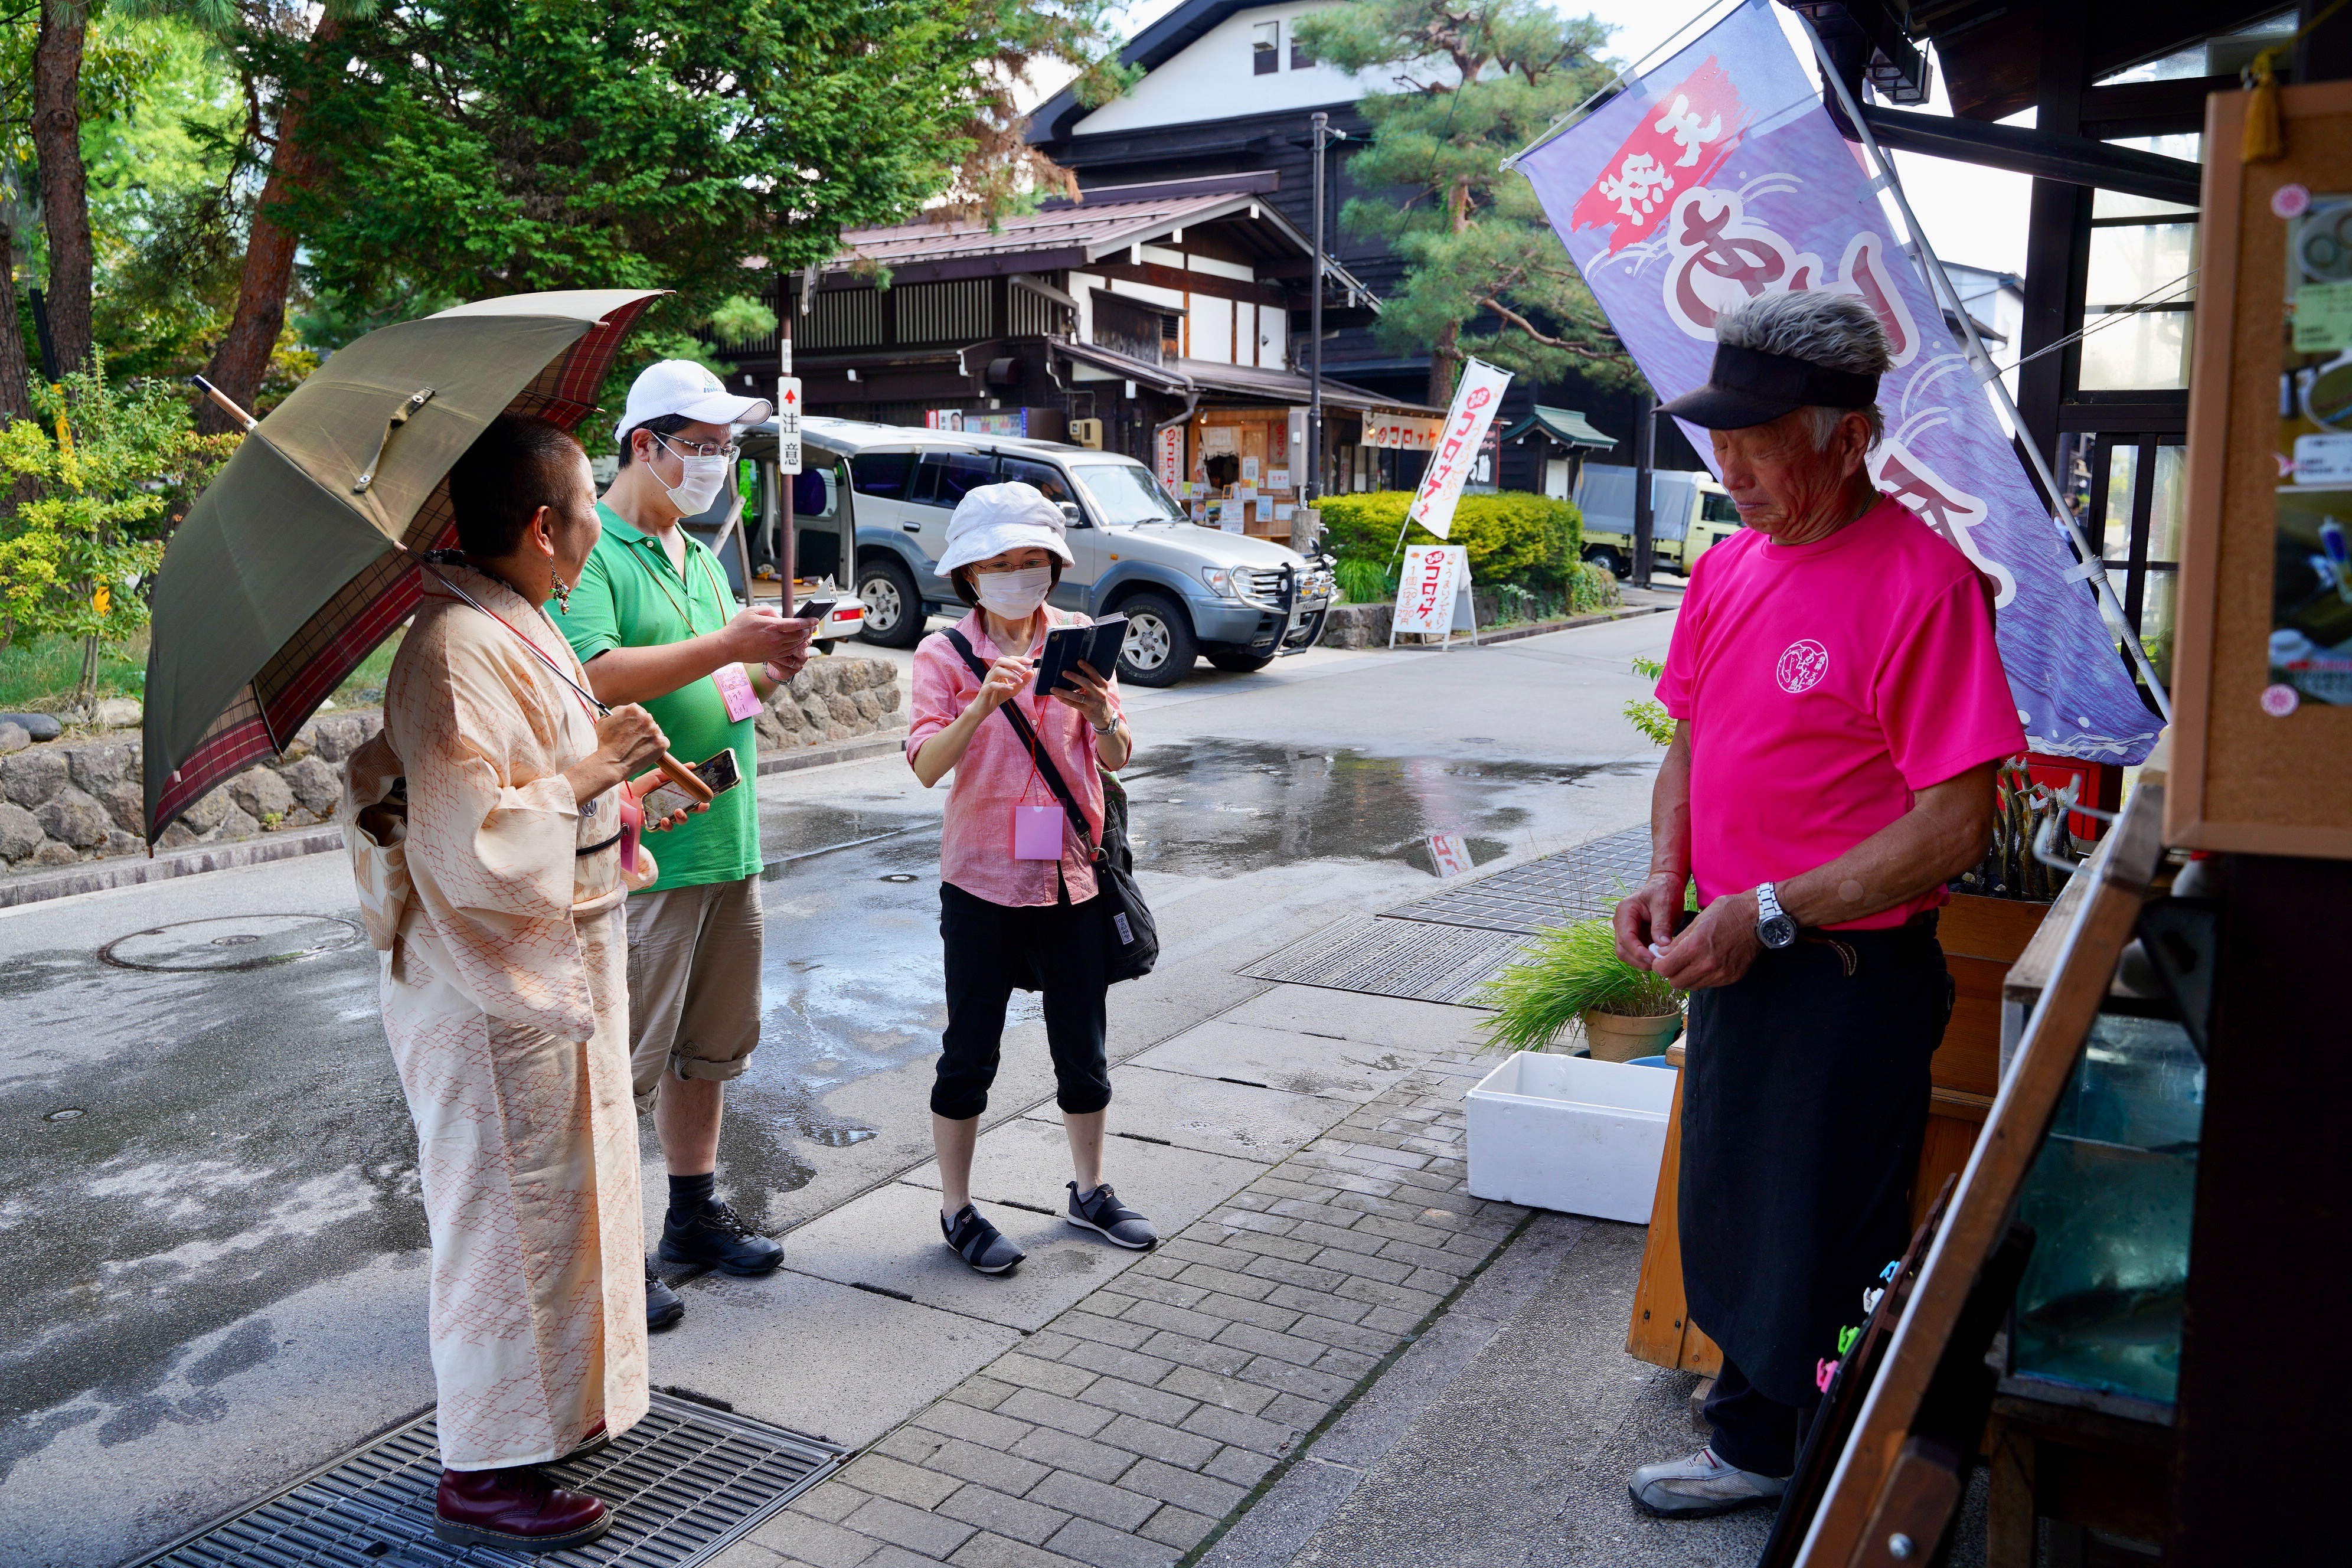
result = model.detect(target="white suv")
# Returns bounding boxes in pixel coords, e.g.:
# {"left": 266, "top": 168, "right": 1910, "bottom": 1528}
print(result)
{"left": 788, "top": 419, "right": 1332, "bottom": 687}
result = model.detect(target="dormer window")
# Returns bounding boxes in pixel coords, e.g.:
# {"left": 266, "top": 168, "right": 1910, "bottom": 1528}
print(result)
{"left": 1253, "top": 21, "right": 1279, "bottom": 74}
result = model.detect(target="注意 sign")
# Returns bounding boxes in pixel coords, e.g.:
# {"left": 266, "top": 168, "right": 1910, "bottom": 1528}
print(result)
{"left": 1393, "top": 544, "right": 1468, "bottom": 639}
{"left": 1513, "top": 0, "right": 2158, "bottom": 764}
{"left": 1365, "top": 411, "right": 1442, "bottom": 450}
{"left": 1409, "top": 360, "right": 1514, "bottom": 541}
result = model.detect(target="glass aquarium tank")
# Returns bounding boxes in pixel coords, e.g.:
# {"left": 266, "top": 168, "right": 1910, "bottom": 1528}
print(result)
{"left": 2010, "top": 1009, "right": 2203, "bottom": 1406}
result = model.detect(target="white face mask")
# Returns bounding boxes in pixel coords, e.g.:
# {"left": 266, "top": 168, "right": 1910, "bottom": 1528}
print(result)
{"left": 974, "top": 566, "right": 1053, "bottom": 620}
{"left": 653, "top": 436, "right": 729, "bottom": 516}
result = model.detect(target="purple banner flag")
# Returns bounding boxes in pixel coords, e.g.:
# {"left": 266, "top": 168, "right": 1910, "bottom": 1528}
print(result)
{"left": 1516, "top": 0, "right": 2159, "bottom": 763}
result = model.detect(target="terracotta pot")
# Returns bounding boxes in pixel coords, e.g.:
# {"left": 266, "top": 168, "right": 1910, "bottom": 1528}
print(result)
{"left": 1580, "top": 1008, "right": 1685, "bottom": 1063}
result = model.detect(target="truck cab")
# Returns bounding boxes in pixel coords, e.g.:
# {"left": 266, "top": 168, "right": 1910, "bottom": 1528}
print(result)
{"left": 1574, "top": 463, "right": 1741, "bottom": 578}
{"left": 776, "top": 419, "right": 1334, "bottom": 687}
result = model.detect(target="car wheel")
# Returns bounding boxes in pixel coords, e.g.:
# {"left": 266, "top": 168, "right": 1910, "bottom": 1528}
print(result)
{"left": 1585, "top": 546, "right": 1629, "bottom": 579}
{"left": 857, "top": 556, "right": 926, "bottom": 649}
{"left": 1114, "top": 592, "right": 1198, "bottom": 688}
{"left": 1206, "top": 651, "right": 1276, "bottom": 673}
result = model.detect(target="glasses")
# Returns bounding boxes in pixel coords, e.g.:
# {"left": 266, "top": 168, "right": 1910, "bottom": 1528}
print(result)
{"left": 655, "top": 433, "right": 741, "bottom": 462}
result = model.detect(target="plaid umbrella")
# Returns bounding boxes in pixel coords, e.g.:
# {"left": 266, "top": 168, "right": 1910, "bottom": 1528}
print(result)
{"left": 144, "top": 289, "right": 664, "bottom": 842}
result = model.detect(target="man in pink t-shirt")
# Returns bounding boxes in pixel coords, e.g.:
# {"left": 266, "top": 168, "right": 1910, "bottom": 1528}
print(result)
{"left": 1615, "top": 292, "right": 2025, "bottom": 1520}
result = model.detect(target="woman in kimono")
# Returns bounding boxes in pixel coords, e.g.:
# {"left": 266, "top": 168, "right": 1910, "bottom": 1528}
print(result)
{"left": 342, "top": 414, "right": 686, "bottom": 1553}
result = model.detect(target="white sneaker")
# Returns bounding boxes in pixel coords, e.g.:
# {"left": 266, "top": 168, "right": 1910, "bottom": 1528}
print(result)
{"left": 1627, "top": 1446, "right": 1788, "bottom": 1518}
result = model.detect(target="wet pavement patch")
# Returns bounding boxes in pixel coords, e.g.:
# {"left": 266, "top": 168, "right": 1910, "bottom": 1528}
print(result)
{"left": 1119, "top": 739, "right": 1636, "bottom": 877}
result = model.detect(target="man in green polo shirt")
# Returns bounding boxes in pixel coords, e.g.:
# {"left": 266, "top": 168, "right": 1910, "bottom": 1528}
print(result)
{"left": 558, "top": 360, "right": 809, "bottom": 1332}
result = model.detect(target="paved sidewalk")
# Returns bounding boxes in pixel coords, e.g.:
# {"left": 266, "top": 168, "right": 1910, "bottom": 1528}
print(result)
{"left": 712, "top": 1024, "right": 1525, "bottom": 1568}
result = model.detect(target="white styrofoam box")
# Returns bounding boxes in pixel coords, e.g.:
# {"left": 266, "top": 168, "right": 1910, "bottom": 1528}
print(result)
{"left": 1465, "top": 1052, "right": 1677, "bottom": 1223}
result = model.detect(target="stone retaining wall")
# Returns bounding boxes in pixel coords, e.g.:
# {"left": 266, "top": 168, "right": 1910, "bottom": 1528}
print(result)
{"left": 0, "top": 656, "right": 903, "bottom": 873}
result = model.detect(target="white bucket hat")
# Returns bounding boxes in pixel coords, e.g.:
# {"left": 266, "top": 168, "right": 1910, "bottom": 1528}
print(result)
{"left": 938, "top": 482, "right": 1076, "bottom": 573}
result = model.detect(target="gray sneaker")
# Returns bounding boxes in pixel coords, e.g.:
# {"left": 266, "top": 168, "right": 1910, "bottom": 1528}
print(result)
{"left": 1627, "top": 1447, "right": 1788, "bottom": 1518}
{"left": 1066, "top": 1182, "right": 1157, "bottom": 1249}
{"left": 942, "top": 1204, "right": 1025, "bottom": 1275}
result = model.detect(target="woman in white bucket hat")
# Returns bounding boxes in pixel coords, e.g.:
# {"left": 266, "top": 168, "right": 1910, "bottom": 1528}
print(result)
{"left": 905, "top": 483, "right": 1158, "bottom": 1274}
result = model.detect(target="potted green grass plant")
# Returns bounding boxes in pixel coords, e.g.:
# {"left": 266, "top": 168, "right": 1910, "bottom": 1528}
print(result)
{"left": 1478, "top": 915, "right": 1684, "bottom": 1061}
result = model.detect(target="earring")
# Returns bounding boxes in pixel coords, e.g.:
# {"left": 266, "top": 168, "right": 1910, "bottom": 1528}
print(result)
{"left": 553, "top": 566, "right": 573, "bottom": 615}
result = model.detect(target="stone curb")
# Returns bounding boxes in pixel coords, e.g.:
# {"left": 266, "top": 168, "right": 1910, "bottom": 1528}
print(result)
{"left": 1384, "top": 602, "right": 1671, "bottom": 651}
{"left": 0, "top": 727, "right": 912, "bottom": 912}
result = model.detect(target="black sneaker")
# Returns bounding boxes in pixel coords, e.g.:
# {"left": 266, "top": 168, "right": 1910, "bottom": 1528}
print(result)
{"left": 942, "top": 1204, "right": 1025, "bottom": 1275}
{"left": 659, "top": 1200, "right": 783, "bottom": 1276}
{"left": 645, "top": 1263, "right": 684, "bottom": 1331}
{"left": 1066, "top": 1182, "right": 1158, "bottom": 1249}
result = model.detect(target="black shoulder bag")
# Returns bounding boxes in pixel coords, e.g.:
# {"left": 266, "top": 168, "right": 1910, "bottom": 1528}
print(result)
{"left": 943, "top": 628, "right": 1158, "bottom": 983}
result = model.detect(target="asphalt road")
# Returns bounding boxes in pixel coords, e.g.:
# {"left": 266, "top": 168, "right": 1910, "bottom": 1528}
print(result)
{"left": 0, "top": 613, "right": 1675, "bottom": 1567}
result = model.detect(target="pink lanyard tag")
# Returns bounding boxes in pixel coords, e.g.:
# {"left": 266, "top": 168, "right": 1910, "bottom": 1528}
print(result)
{"left": 618, "top": 786, "right": 645, "bottom": 873}
{"left": 1013, "top": 804, "right": 1063, "bottom": 860}
{"left": 711, "top": 661, "right": 762, "bottom": 723}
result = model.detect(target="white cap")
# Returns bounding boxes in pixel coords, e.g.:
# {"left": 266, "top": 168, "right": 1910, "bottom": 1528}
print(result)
{"left": 613, "top": 359, "right": 773, "bottom": 445}
{"left": 938, "top": 482, "right": 1076, "bottom": 573}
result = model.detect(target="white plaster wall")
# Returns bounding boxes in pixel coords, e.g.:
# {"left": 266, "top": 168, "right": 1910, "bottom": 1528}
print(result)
{"left": 1074, "top": 2, "right": 1370, "bottom": 136}
{"left": 1191, "top": 296, "right": 1236, "bottom": 363}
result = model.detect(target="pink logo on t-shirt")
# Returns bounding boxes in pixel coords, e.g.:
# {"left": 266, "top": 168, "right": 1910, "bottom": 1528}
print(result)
{"left": 1775, "top": 639, "right": 1830, "bottom": 693}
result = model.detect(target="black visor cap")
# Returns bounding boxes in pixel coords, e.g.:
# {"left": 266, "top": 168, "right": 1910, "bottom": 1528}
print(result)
{"left": 1656, "top": 342, "right": 1880, "bottom": 432}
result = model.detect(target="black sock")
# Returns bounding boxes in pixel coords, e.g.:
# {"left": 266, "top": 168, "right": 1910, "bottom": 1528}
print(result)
{"left": 668, "top": 1171, "right": 717, "bottom": 1227}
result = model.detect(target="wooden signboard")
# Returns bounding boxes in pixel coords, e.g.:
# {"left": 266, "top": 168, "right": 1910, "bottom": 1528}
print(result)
{"left": 2169, "top": 80, "right": 2352, "bottom": 859}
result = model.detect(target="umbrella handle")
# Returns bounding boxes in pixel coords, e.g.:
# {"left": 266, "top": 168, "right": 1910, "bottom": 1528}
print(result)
{"left": 652, "top": 750, "right": 717, "bottom": 803}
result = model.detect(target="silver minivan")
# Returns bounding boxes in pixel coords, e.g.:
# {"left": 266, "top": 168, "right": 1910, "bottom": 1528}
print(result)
{"left": 788, "top": 418, "right": 1332, "bottom": 687}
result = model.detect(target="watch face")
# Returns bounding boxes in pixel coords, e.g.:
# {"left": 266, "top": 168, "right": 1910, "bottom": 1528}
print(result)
{"left": 1759, "top": 913, "right": 1798, "bottom": 949}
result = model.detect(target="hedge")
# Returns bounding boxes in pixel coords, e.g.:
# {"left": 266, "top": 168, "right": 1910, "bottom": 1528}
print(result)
{"left": 1317, "top": 491, "right": 1583, "bottom": 592}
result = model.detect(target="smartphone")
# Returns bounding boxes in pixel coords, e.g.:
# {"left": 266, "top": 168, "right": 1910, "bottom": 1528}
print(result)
{"left": 793, "top": 597, "right": 840, "bottom": 624}
{"left": 642, "top": 748, "right": 741, "bottom": 817}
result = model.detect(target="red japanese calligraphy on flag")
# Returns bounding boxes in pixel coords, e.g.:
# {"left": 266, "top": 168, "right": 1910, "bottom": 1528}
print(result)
{"left": 1569, "top": 57, "right": 1748, "bottom": 255}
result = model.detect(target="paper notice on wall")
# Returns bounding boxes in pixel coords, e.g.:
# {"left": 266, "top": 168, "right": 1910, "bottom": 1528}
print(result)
{"left": 1243, "top": 455, "right": 1260, "bottom": 483}
{"left": 1409, "top": 360, "right": 1514, "bottom": 540}
{"left": 2294, "top": 278, "right": 2352, "bottom": 353}
{"left": 1269, "top": 469, "right": 1292, "bottom": 491}
{"left": 1237, "top": 486, "right": 1260, "bottom": 502}
{"left": 1275, "top": 504, "right": 1295, "bottom": 521}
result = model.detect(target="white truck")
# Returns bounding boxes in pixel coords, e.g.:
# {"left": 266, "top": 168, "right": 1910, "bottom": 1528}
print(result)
{"left": 1574, "top": 463, "right": 1743, "bottom": 579}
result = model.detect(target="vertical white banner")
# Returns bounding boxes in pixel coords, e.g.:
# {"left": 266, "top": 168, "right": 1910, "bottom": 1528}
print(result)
{"left": 1392, "top": 544, "right": 1468, "bottom": 636}
{"left": 1408, "top": 360, "right": 1513, "bottom": 540}
{"left": 1157, "top": 424, "right": 1182, "bottom": 488}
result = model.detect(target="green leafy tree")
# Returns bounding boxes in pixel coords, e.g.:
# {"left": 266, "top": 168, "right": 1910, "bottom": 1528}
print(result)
{"left": 273, "top": 0, "right": 1127, "bottom": 430}
{"left": 0, "top": 364, "right": 236, "bottom": 707}
{"left": 1294, "top": 0, "right": 1632, "bottom": 404}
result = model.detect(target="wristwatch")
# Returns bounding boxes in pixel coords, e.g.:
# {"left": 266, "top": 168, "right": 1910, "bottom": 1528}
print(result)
{"left": 1755, "top": 882, "right": 1798, "bottom": 949}
{"left": 1091, "top": 714, "right": 1121, "bottom": 735}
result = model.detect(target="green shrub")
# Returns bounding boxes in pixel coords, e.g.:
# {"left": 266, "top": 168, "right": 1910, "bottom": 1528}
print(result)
{"left": 1332, "top": 557, "right": 1392, "bottom": 604}
{"left": 1478, "top": 916, "right": 1684, "bottom": 1052}
{"left": 1569, "top": 560, "right": 1620, "bottom": 615}
{"left": 1318, "top": 491, "right": 1583, "bottom": 592}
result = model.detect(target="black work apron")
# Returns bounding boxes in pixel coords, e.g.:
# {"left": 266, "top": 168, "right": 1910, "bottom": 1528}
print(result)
{"left": 1678, "top": 917, "right": 1951, "bottom": 1409}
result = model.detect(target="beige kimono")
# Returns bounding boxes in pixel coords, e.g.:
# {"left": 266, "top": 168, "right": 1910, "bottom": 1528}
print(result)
{"left": 341, "top": 564, "right": 649, "bottom": 1471}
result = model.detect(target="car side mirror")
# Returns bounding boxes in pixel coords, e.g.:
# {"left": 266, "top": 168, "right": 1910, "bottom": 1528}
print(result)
{"left": 1059, "top": 501, "right": 1086, "bottom": 528}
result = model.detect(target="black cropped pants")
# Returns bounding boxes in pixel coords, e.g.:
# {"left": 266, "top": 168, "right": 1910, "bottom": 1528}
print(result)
{"left": 932, "top": 880, "right": 1111, "bottom": 1121}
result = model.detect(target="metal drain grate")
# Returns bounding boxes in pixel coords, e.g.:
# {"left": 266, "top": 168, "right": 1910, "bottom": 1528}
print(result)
{"left": 1241, "top": 916, "right": 1527, "bottom": 1005}
{"left": 132, "top": 1391, "right": 847, "bottom": 1568}
{"left": 1386, "top": 826, "right": 1653, "bottom": 934}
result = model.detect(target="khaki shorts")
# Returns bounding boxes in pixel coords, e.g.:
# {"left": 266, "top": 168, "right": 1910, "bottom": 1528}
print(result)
{"left": 625, "top": 876, "right": 764, "bottom": 1112}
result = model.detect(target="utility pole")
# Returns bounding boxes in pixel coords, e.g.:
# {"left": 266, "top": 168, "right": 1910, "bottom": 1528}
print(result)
{"left": 1306, "top": 114, "right": 1346, "bottom": 502}
{"left": 1632, "top": 392, "right": 1655, "bottom": 590}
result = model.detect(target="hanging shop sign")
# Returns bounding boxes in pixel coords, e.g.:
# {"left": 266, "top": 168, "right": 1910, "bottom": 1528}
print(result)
{"left": 1157, "top": 425, "right": 1181, "bottom": 488}
{"left": 1409, "top": 360, "right": 1514, "bottom": 540}
{"left": 1512, "top": 0, "right": 2160, "bottom": 765}
{"left": 1365, "top": 411, "right": 1442, "bottom": 450}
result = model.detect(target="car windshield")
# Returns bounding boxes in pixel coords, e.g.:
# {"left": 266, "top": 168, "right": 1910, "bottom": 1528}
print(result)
{"left": 1069, "top": 462, "right": 1191, "bottom": 527}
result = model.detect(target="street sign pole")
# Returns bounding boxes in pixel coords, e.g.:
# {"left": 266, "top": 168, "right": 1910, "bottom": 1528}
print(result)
{"left": 778, "top": 286, "right": 801, "bottom": 616}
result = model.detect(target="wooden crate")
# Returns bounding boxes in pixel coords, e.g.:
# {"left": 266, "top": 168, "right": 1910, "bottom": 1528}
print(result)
{"left": 1624, "top": 894, "right": 2052, "bottom": 1374}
